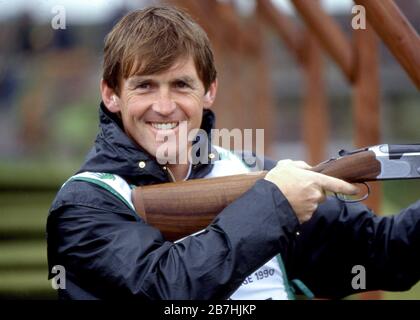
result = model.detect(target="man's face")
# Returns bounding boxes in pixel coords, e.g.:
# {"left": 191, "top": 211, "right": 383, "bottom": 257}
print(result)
{"left": 103, "top": 56, "right": 216, "bottom": 163}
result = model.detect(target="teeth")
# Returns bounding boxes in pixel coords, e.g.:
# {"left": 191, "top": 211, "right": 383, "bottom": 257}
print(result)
{"left": 150, "top": 122, "right": 179, "bottom": 130}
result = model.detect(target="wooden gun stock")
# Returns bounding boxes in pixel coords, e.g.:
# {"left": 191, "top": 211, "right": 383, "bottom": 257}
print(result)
{"left": 132, "top": 150, "right": 380, "bottom": 241}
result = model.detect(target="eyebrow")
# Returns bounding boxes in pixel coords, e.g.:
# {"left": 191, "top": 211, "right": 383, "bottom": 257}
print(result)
{"left": 173, "top": 76, "right": 196, "bottom": 86}
{"left": 127, "top": 77, "right": 150, "bottom": 88}
{"left": 127, "top": 75, "right": 198, "bottom": 88}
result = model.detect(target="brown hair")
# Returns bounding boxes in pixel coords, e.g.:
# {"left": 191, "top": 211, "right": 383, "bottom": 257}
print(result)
{"left": 103, "top": 6, "right": 217, "bottom": 94}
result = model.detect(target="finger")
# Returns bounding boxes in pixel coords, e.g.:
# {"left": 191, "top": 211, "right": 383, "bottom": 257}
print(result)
{"left": 314, "top": 174, "right": 359, "bottom": 195}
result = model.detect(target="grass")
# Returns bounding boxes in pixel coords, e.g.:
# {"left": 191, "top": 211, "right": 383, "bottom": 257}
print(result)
{"left": 0, "top": 270, "right": 55, "bottom": 299}
{"left": 0, "top": 192, "right": 53, "bottom": 241}
{"left": 0, "top": 241, "right": 47, "bottom": 270}
{"left": 0, "top": 162, "right": 74, "bottom": 190}
{"left": 0, "top": 188, "right": 56, "bottom": 299}
{"left": 0, "top": 240, "right": 55, "bottom": 299}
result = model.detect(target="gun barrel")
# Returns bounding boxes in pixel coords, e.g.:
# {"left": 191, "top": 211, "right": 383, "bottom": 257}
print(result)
{"left": 387, "top": 144, "right": 420, "bottom": 154}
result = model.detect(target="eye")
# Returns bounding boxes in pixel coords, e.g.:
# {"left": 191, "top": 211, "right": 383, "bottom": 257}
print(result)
{"left": 135, "top": 82, "right": 151, "bottom": 90}
{"left": 175, "top": 81, "right": 190, "bottom": 89}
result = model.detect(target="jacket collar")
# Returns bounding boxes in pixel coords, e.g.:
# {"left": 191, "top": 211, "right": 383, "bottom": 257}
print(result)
{"left": 79, "top": 102, "right": 215, "bottom": 185}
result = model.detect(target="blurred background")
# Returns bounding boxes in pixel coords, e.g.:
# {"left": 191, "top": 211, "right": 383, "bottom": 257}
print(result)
{"left": 0, "top": 0, "right": 419, "bottom": 299}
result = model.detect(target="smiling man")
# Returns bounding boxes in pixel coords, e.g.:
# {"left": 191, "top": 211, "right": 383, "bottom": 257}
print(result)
{"left": 47, "top": 6, "right": 420, "bottom": 300}
{"left": 101, "top": 55, "right": 216, "bottom": 180}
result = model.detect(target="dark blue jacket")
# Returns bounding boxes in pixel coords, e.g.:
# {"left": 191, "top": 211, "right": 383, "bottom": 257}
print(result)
{"left": 47, "top": 103, "right": 420, "bottom": 299}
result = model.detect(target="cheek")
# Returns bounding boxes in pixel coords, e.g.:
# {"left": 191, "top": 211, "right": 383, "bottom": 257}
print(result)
{"left": 124, "top": 98, "right": 149, "bottom": 119}
{"left": 179, "top": 94, "right": 204, "bottom": 117}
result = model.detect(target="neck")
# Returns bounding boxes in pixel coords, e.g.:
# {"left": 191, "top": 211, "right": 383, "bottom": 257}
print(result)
{"left": 167, "top": 163, "right": 190, "bottom": 181}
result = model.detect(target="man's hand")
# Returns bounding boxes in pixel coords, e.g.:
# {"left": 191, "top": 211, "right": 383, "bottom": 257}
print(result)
{"left": 264, "top": 159, "right": 359, "bottom": 224}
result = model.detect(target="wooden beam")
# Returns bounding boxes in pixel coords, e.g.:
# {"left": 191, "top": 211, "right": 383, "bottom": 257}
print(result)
{"left": 353, "top": 21, "right": 382, "bottom": 212}
{"left": 353, "top": 23, "right": 380, "bottom": 160}
{"left": 211, "top": 0, "right": 260, "bottom": 54}
{"left": 290, "top": 0, "right": 355, "bottom": 83}
{"left": 354, "top": 0, "right": 420, "bottom": 90}
{"left": 167, "top": 0, "right": 221, "bottom": 44}
{"left": 253, "top": 16, "right": 276, "bottom": 157}
{"left": 353, "top": 23, "right": 382, "bottom": 300}
{"left": 257, "top": 0, "right": 305, "bottom": 64}
{"left": 302, "top": 30, "right": 328, "bottom": 165}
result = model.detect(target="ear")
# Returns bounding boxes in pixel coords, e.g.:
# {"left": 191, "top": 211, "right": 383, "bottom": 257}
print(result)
{"left": 100, "top": 79, "right": 121, "bottom": 113}
{"left": 203, "top": 79, "right": 218, "bottom": 109}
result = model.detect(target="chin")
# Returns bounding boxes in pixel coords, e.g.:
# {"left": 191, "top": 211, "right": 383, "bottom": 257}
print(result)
{"left": 151, "top": 143, "right": 180, "bottom": 165}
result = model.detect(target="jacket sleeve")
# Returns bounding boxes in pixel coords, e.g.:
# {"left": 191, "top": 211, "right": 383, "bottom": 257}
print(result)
{"left": 47, "top": 179, "right": 299, "bottom": 300}
{"left": 287, "top": 197, "right": 420, "bottom": 298}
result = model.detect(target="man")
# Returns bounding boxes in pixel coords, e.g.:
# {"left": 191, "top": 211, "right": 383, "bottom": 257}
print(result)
{"left": 47, "top": 6, "right": 420, "bottom": 300}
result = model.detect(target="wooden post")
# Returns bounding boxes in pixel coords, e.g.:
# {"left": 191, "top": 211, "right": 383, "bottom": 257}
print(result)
{"left": 290, "top": 0, "right": 355, "bottom": 83}
{"left": 354, "top": 0, "right": 420, "bottom": 89}
{"left": 213, "top": 0, "right": 260, "bottom": 54}
{"left": 257, "top": 0, "right": 305, "bottom": 64}
{"left": 353, "top": 22, "right": 381, "bottom": 210}
{"left": 353, "top": 22, "right": 382, "bottom": 300}
{"left": 248, "top": 14, "right": 276, "bottom": 157}
{"left": 257, "top": 0, "right": 328, "bottom": 162}
{"left": 302, "top": 30, "right": 328, "bottom": 165}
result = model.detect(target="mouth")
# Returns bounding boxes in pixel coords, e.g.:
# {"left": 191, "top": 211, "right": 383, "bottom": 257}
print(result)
{"left": 147, "top": 121, "right": 180, "bottom": 131}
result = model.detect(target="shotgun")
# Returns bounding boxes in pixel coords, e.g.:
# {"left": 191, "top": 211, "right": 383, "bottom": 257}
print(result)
{"left": 132, "top": 144, "right": 420, "bottom": 241}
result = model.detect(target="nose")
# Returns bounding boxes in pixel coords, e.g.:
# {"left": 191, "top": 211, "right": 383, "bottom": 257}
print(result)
{"left": 152, "top": 89, "right": 176, "bottom": 116}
